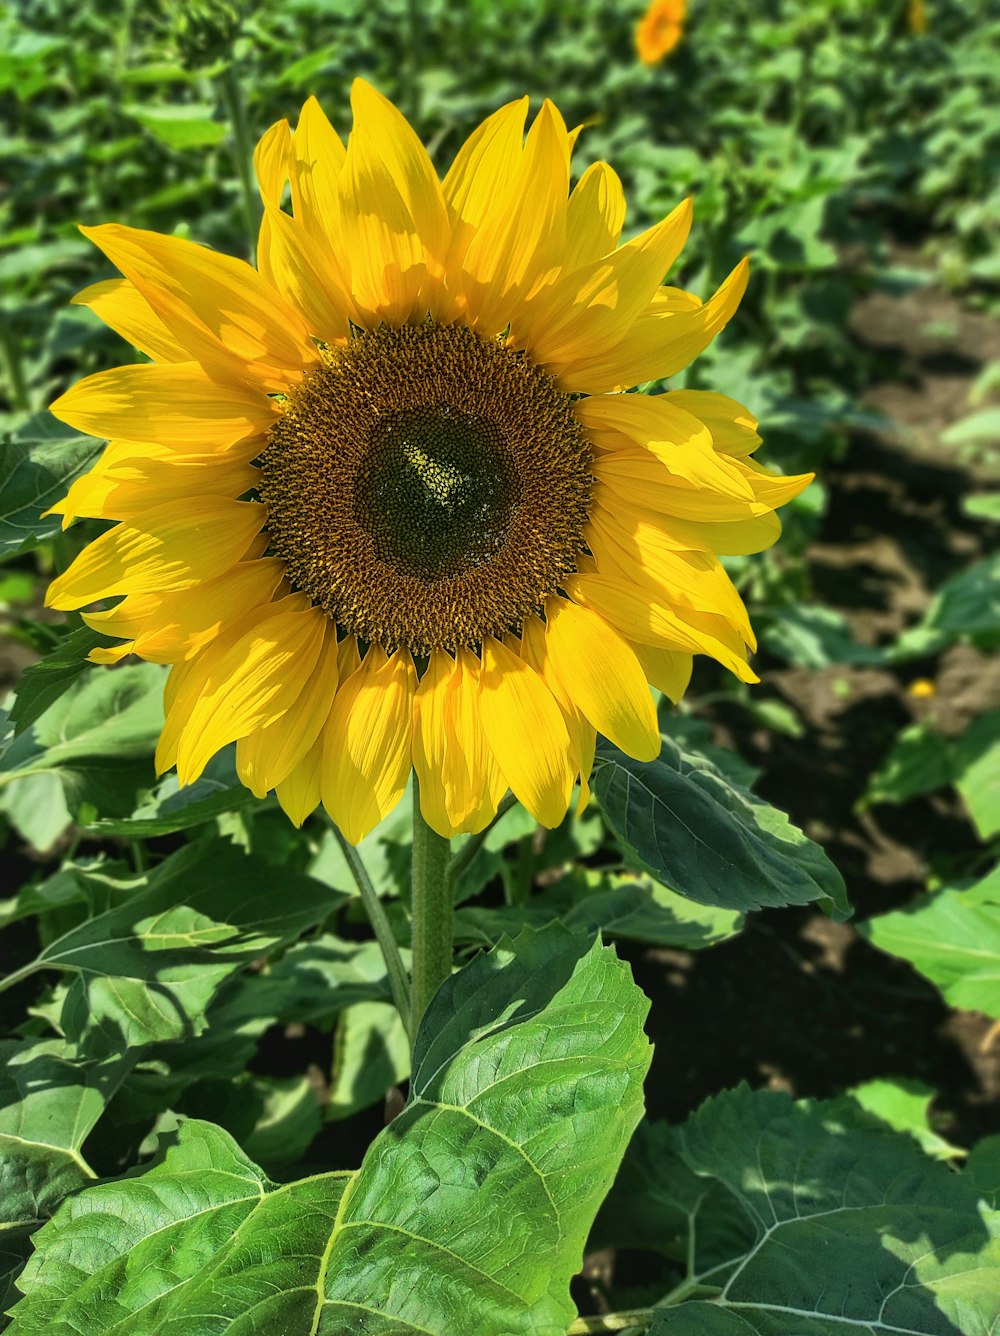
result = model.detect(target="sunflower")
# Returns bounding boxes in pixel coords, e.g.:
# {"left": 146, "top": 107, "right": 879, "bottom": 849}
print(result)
{"left": 46, "top": 81, "right": 811, "bottom": 844}
{"left": 636, "top": 0, "right": 686, "bottom": 65}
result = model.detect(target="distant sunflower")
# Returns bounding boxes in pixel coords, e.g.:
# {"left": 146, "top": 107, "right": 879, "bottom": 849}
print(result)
{"left": 636, "top": 0, "right": 686, "bottom": 65}
{"left": 47, "top": 81, "right": 810, "bottom": 842}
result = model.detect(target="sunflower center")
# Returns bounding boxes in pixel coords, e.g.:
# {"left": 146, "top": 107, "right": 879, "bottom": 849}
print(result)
{"left": 259, "top": 321, "right": 592, "bottom": 656}
{"left": 354, "top": 405, "right": 520, "bottom": 581}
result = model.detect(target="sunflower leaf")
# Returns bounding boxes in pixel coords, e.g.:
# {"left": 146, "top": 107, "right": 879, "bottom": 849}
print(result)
{"left": 11, "top": 842, "right": 342, "bottom": 1051}
{"left": 860, "top": 866, "right": 1000, "bottom": 1017}
{"left": 0, "top": 416, "right": 103, "bottom": 561}
{"left": 7, "top": 926, "right": 651, "bottom": 1336}
{"left": 600, "top": 1086, "right": 999, "bottom": 1336}
{"left": 593, "top": 736, "right": 849, "bottom": 917}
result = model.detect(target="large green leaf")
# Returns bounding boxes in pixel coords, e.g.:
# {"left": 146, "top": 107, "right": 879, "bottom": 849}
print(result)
{"left": 454, "top": 871, "right": 744, "bottom": 951}
{"left": 9, "top": 842, "right": 343, "bottom": 1049}
{"left": 86, "top": 750, "right": 257, "bottom": 837}
{"left": 860, "top": 867, "right": 1000, "bottom": 1016}
{"left": 8, "top": 627, "right": 113, "bottom": 734}
{"left": 0, "top": 416, "right": 103, "bottom": 560}
{"left": 0, "top": 665, "right": 165, "bottom": 819}
{"left": 600, "top": 1086, "right": 999, "bottom": 1336}
{"left": 8, "top": 926, "right": 652, "bottom": 1335}
{"left": 593, "top": 738, "right": 849, "bottom": 916}
{"left": 0, "top": 1039, "right": 130, "bottom": 1236}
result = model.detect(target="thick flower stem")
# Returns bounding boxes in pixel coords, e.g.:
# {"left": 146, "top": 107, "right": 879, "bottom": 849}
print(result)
{"left": 331, "top": 825, "right": 412, "bottom": 1038}
{"left": 410, "top": 777, "right": 453, "bottom": 1045}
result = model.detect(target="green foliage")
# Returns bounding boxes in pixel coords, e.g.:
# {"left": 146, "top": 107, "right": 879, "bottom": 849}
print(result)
{"left": 2, "top": 0, "right": 1000, "bottom": 1328}
{"left": 598, "top": 1085, "right": 999, "bottom": 1335}
{"left": 594, "top": 737, "right": 848, "bottom": 917}
{"left": 7, "top": 927, "right": 651, "bottom": 1336}
{"left": 860, "top": 866, "right": 1000, "bottom": 1017}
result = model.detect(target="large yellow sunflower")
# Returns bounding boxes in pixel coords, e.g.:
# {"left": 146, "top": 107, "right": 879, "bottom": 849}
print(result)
{"left": 45, "top": 81, "right": 811, "bottom": 844}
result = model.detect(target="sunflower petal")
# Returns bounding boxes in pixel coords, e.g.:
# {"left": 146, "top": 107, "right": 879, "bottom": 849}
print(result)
{"left": 544, "top": 596, "right": 659, "bottom": 761}
{"left": 50, "top": 361, "right": 279, "bottom": 449}
{"left": 321, "top": 646, "right": 416, "bottom": 845}
{"left": 561, "top": 258, "right": 750, "bottom": 394}
{"left": 46, "top": 498, "right": 266, "bottom": 610}
{"left": 237, "top": 622, "right": 340, "bottom": 796}
{"left": 477, "top": 635, "right": 574, "bottom": 827}
{"left": 72, "top": 279, "right": 191, "bottom": 363}
{"left": 80, "top": 224, "right": 317, "bottom": 386}
{"left": 174, "top": 601, "right": 326, "bottom": 784}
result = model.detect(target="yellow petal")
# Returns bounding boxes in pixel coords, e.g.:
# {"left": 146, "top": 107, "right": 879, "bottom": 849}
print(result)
{"left": 254, "top": 118, "right": 294, "bottom": 209}
{"left": 173, "top": 601, "right": 326, "bottom": 784}
{"left": 520, "top": 614, "right": 596, "bottom": 807}
{"left": 321, "top": 646, "right": 416, "bottom": 844}
{"left": 562, "top": 162, "right": 627, "bottom": 270}
{"left": 461, "top": 100, "right": 571, "bottom": 336}
{"left": 664, "top": 389, "right": 761, "bottom": 457}
{"left": 47, "top": 441, "right": 257, "bottom": 526}
{"left": 275, "top": 733, "right": 325, "bottom": 827}
{"left": 444, "top": 98, "right": 529, "bottom": 240}
{"left": 83, "top": 558, "right": 285, "bottom": 663}
{"left": 80, "top": 224, "right": 317, "bottom": 387}
{"left": 477, "top": 635, "right": 574, "bottom": 827}
{"left": 46, "top": 497, "right": 266, "bottom": 610}
{"left": 237, "top": 621, "right": 340, "bottom": 796}
{"left": 50, "top": 362, "right": 279, "bottom": 449}
{"left": 293, "top": 95, "right": 347, "bottom": 243}
{"left": 521, "top": 197, "right": 693, "bottom": 366}
{"left": 587, "top": 502, "right": 755, "bottom": 644}
{"left": 544, "top": 596, "right": 659, "bottom": 761}
{"left": 631, "top": 642, "right": 693, "bottom": 704}
{"left": 560, "top": 258, "right": 749, "bottom": 394}
{"left": 446, "top": 647, "right": 507, "bottom": 833}
{"left": 338, "top": 79, "right": 449, "bottom": 325}
{"left": 412, "top": 649, "right": 455, "bottom": 838}
{"left": 736, "top": 457, "right": 815, "bottom": 509}
{"left": 578, "top": 392, "right": 755, "bottom": 500}
{"left": 563, "top": 572, "right": 758, "bottom": 683}
{"left": 72, "top": 279, "right": 190, "bottom": 362}
{"left": 260, "top": 203, "right": 353, "bottom": 344}
{"left": 591, "top": 495, "right": 783, "bottom": 557}
{"left": 593, "top": 452, "right": 773, "bottom": 522}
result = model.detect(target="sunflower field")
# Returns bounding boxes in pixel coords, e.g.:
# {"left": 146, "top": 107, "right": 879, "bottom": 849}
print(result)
{"left": 1, "top": 0, "right": 999, "bottom": 1332}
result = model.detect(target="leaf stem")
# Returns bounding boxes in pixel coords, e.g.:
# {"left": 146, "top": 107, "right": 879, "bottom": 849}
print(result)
{"left": 216, "top": 63, "right": 261, "bottom": 262}
{"left": 409, "top": 777, "right": 453, "bottom": 1043}
{"left": 0, "top": 961, "right": 40, "bottom": 996}
{"left": 331, "top": 825, "right": 411, "bottom": 1038}
{"left": 447, "top": 791, "right": 518, "bottom": 887}
{"left": 566, "top": 1312, "right": 654, "bottom": 1334}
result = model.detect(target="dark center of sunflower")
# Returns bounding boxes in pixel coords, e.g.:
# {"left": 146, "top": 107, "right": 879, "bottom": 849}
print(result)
{"left": 354, "top": 405, "right": 519, "bottom": 580}
{"left": 259, "top": 321, "right": 592, "bottom": 656}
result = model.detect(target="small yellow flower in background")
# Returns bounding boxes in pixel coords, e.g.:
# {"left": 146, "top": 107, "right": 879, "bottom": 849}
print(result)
{"left": 907, "top": 0, "right": 928, "bottom": 34}
{"left": 636, "top": 0, "right": 686, "bottom": 65}
{"left": 46, "top": 81, "right": 810, "bottom": 844}
{"left": 908, "top": 678, "right": 936, "bottom": 699}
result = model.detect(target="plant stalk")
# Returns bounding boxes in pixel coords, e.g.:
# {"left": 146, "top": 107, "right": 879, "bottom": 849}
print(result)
{"left": 447, "top": 790, "right": 518, "bottom": 887}
{"left": 409, "top": 777, "right": 453, "bottom": 1044}
{"left": 332, "top": 825, "right": 411, "bottom": 1038}
{"left": 217, "top": 63, "right": 261, "bottom": 262}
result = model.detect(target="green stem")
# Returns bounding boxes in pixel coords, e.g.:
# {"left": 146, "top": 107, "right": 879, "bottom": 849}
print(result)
{"left": 409, "top": 777, "right": 453, "bottom": 1043}
{"left": 332, "top": 825, "right": 411, "bottom": 1038}
{"left": 217, "top": 64, "right": 260, "bottom": 262}
{"left": 0, "top": 313, "right": 30, "bottom": 413}
{"left": 404, "top": 0, "right": 423, "bottom": 124}
{"left": 447, "top": 790, "right": 518, "bottom": 888}
{"left": 0, "top": 961, "right": 40, "bottom": 997}
{"left": 566, "top": 1312, "right": 653, "bottom": 1335}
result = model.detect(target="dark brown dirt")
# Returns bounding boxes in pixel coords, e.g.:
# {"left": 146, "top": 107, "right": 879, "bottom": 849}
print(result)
{"left": 634, "top": 275, "right": 1000, "bottom": 1148}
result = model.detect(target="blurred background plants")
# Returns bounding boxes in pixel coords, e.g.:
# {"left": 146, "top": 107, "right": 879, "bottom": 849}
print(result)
{"left": 1, "top": 0, "right": 999, "bottom": 1329}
